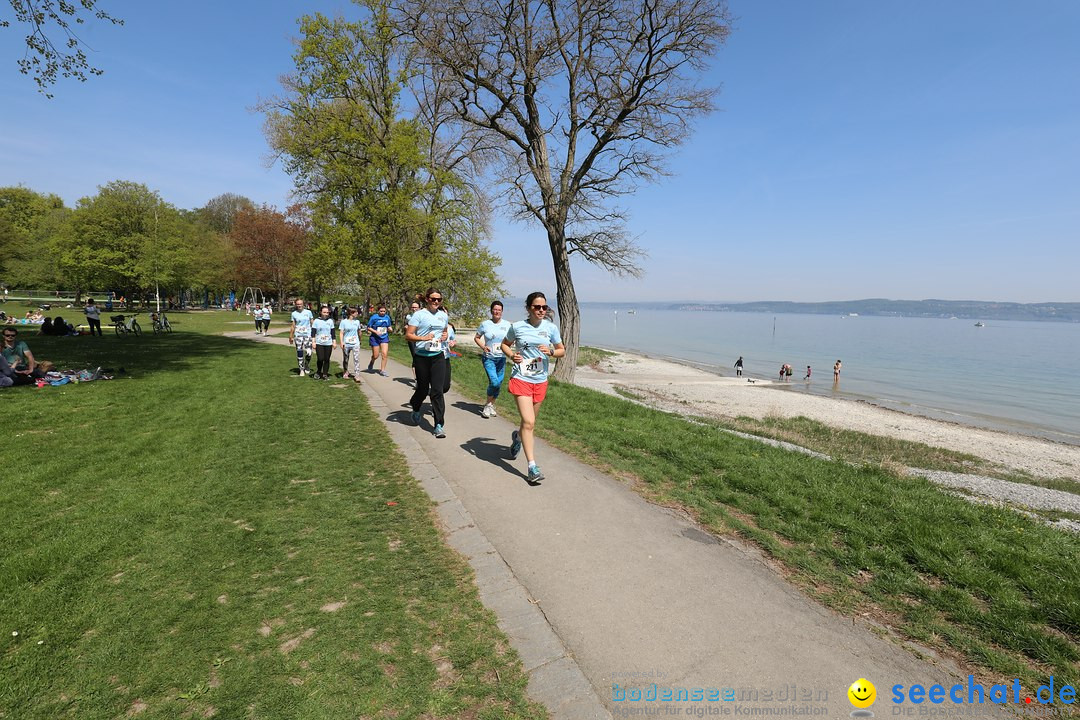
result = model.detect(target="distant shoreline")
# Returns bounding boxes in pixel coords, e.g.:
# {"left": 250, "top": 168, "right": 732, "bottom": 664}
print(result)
{"left": 573, "top": 347, "right": 1080, "bottom": 480}
{"left": 583, "top": 300, "right": 1080, "bottom": 323}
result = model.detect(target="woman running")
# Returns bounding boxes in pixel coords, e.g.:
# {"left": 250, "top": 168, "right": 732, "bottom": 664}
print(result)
{"left": 289, "top": 298, "right": 314, "bottom": 376}
{"left": 338, "top": 306, "right": 363, "bottom": 381}
{"left": 366, "top": 304, "right": 393, "bottom": 376}
{"left": 502, "top": 292, "right": 565, "bottom": 485}
{"left": 474, "top": 300, "right": 511, "bottom": 418}
{"left": 406, "top": 289, "right": 450, "bottom": 438}
{"left": 311, "top": 305, "right": 337, "bottom": 380}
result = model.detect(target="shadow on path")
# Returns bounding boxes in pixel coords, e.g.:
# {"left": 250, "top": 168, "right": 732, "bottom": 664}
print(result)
{"left": 459, "top": 436, "right": 531, "bottom": 485}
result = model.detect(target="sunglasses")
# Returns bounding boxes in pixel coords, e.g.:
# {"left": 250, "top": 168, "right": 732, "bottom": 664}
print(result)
{"left": 530, "top": 304, "right": 549, "bottom": 311}
{"left": 428, "top": 296, "right": 443, "bottom": 302}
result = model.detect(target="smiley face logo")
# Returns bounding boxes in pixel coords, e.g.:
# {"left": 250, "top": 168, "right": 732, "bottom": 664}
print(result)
{"left": 847, "top": 678, "right": 876, "bottom": 709}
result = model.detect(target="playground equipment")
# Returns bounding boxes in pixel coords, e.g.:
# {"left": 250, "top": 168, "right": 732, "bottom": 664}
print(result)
{"left": 238, "top": 287, "right": 265, "bottom": 313}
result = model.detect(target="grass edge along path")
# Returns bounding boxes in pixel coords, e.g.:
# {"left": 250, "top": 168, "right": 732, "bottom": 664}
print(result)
{"left": 401, "top": 342, "right": 1079, "bottom": 695}
{"left": 1, "top": 318, "right": 547, "bottom": 720}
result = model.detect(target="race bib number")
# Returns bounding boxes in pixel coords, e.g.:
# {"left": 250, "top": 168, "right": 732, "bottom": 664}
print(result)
{"left": 316, "top": 333, "right": 331, "bottom": 344}
{"left": 519, "top": 356, "right": 543, "bottom": 377}
{"left": 376, "top": 326, "right": 387, "bottom": 336}
{"left": 345, "top": 338, "right": 359, "bottom": 346}
{"left": 427, "top": 339, "right": 444, "bottom": 353}
{"left": 487, "top": 344, "right": 503, "bottom": 357}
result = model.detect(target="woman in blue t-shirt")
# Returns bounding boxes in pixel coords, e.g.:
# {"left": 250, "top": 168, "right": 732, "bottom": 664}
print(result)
{"left": 289, "top": 298, "right": 315, "bottom": 376}
{"left": 501, "top": 292, "right": 565, "bottom": 484}
{"left": 474, "top": 300, "right": 511, "bottom": 418}
{"left": 405, "top": 288, "right": 450, "bottom": 438}
{"left": 311, "top": 305, "right": 337, "bottom": 380}
{"left": 366, "top": 304, "right": 393, "bottom": 376}
{"left": 338, "top": 306, "right": 363, "bottom": 382}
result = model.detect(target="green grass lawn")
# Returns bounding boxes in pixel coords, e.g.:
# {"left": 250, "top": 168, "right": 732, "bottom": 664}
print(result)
{"left": 1, "top": 312, "right": 546, "bottom": 720}
{"left": 401, "top": 342, "right": 1080, "bottom": 693}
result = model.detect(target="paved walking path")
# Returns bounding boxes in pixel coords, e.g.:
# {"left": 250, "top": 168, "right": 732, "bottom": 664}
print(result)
{"left": 233, "top": 332, "right": 1003, "bottom": 719}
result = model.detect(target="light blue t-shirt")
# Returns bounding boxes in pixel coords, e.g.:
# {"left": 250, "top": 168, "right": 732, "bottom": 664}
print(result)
{"left": 505, "top": 319, "right": 563, "bottom": 384}
{"left": 339, "top": 318, "right": 362, "bottom": 346}
{"left": 475, "top": 319, "right": 511, "bottom": 357}
{"left": 367, "top": 312, "right": 393, "bottom": 337}
{"left": 312, "top": 317, "right": 335, "bottom": 346}
{"left": 410, "top": 308, "right": 449, "bottom": 357}
{"left": 291, "top": 309, "right": 313, "bottom": 335}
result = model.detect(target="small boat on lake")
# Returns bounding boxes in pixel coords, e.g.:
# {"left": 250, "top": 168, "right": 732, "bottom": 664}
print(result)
{"left": 974, "top": 321, "right": 985, "bottom": 327}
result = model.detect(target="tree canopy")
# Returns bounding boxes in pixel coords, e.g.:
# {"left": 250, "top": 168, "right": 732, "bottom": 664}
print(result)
{"left": 264, "top": 0, "right": 502, "bottom": 320}
{"left": 2, "top": 0, "right": 123, "bottom": 96}
{"left": 398, "top": 0, "right": 731, "bottom": 379}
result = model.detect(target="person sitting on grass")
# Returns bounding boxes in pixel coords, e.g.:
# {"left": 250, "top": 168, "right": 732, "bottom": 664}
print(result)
{"left": 2, "top": 327, "right": 45, "bottom": 385}
{"left": 52, "top": 316, "right": 76, "bottom": 336}
{"left": 39, "top": 317, "right": 54, "bottom": 335}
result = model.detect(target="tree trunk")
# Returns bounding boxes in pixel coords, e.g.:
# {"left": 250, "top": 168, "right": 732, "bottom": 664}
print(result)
{"left": 547, "top": 226, "right": 579, "bottom": 383}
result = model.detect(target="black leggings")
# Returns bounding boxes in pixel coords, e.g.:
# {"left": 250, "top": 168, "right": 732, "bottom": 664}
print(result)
{"left": 315, "top": 344, "right": 332, "bottom": 376}
{"left": 410, "top": 354, "right": 447, "bottom": 426}
{"left": 87, "top": 318, "right": 102, "bottom": 336}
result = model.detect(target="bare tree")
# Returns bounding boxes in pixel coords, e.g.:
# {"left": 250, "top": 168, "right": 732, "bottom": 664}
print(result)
{"left": 397, "top": 0, "right": 730, "bottom": 380}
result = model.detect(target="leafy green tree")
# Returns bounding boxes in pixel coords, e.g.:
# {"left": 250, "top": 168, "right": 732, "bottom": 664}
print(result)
{"left": 57, "top": 180, "right": 189, "bottom": 300}
{"left": 264, "top": 1, "right": 501, "bottom": 320}
{"left": 2, "top": 0, "right": 123, "bottom": 96}
{"left": 0, "top": 185, "right": 68, "bottom": 287}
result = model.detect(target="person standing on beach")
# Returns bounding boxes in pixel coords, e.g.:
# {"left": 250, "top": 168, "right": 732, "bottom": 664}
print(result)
{"left": 475, "top": 300, "right": 511, "bottom": 418}
{"left": 833, "top": 359, "right": 842, "bottom": 382}
{"left": 734, "top": 356, "right": 743, "bottom": 377}
{"left": 406, "top": 289, "right": 450, "bottom": 438}
{"left": 804, "top": 365, "right": 812, "bottom": 381}
{"left": 366, "top": 304, "right": 393, "bottom": 376}
{"left": 502, "top": 292, "right": 565, "bottom": 485}
{"left": 289, "top": 298, "right": 314, "bottom": 376}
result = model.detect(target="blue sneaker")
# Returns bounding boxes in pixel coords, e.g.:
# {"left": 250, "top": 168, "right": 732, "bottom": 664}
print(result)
{"left": 434, "top": 424, "right": 446, "bottom": 438}
{"left": 509, "top": 430, "right": 521, "bottom": 459}
{"left": 410, "top": 411, "right": 421, "bottom": 425}
{"left": 527, "top": 465, "right": 544, "bottom": 484}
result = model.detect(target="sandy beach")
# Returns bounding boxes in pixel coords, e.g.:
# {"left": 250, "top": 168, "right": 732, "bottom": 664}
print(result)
{"left": 575, "top": 350, "right": 1080, "bottom": 484}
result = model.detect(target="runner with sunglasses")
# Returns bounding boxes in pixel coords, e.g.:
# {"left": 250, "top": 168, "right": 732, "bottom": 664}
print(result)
{"left": 406, "top": 288, "right": 450, "bottom": 438}
{"left": 502, "top": 292, "right": 565, "bottom": 484}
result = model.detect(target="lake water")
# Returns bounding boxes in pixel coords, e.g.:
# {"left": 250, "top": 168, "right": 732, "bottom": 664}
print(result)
{"left": 576, "top": 305, "right": 1080, "bottom": 446}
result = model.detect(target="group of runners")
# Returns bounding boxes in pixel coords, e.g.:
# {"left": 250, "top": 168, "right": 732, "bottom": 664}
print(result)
{"left": 288, "top": 299, "right": 394, "bottom": 380}
{"left": 287, "top": 291, "right": 565, "bottom": 485}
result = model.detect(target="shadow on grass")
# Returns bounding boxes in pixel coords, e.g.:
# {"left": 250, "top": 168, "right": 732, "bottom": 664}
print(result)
{"left": 8, "top": 328, "right": 276, "bottom": 382}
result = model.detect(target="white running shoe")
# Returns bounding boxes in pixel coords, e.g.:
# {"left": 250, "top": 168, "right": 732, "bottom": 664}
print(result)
{"left": 489, "top": 404, "right": 498, "bottom": 417}
{"left": 481, "top": 403, "right": 493, "bottom": 418}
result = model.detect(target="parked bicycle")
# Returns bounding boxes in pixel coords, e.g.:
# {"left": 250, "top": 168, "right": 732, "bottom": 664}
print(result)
{"left": 151, "top": 312, "right": 172, "bottom": 333}
{"left": 111, "top": 313, "right": 141, "bottom": 336}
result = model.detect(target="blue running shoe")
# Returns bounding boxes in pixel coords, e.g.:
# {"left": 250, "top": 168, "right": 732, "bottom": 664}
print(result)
{"left": 434, "top": 424, "right": 446, "bottom": 438}
{"left": 527, "top": 465, "right": 544, "bottom": 484}
{"left": 510, "top": 430, "right": 522, "bottom": 459}
{"left": 411, "top": 411, "right": 421, "bottom": 425}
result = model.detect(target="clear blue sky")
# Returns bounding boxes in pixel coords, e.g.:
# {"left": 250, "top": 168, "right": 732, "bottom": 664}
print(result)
{"left": 2, "top": 1, "right": 1078, "bottom": 303}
